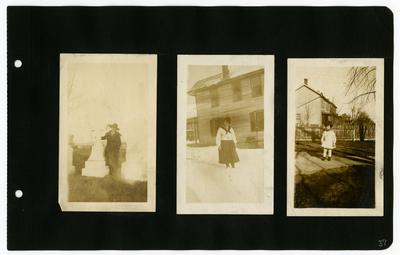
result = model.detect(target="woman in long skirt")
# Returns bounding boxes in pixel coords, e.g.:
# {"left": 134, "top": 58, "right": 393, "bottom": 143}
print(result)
{"left": 101, "top": 123, "right": 122, "bottom": 177}
{"left": 216, "top": 117, "right": 239, "bottom": 168}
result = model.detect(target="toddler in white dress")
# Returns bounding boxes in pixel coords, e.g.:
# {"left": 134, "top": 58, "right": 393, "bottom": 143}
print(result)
{"left": 321, "top": 122, "right": 336, "bottom": 161}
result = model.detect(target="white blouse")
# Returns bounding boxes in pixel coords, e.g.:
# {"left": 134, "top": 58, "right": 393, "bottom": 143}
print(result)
{"left": 216, "top": 127, "right": 237, "bottom": 146}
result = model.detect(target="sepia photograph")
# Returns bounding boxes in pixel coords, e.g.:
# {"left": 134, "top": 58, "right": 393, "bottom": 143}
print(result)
{"left": 177, "top": 55, "right": 274, "bottom": 214}
{"left": 287, "top": 59, "right": 384, "bottom": 216}
{"left": 59, "top": 54, "right": 157, "bottom": 212}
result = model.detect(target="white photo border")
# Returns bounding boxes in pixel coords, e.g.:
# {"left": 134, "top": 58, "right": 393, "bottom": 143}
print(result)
{"left": 177, "top": 55, "right": 275, "bottom": 215}
{"left": 287, "top": 58, "right": 384, "bottom": 217}
{"left": 58, "top": 53, "right": 157, "bottom": 212}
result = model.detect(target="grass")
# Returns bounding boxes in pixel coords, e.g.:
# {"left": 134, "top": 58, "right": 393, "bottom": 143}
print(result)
{"left": 294, "top": 141, "right": 375, "bottom": 208}
{"left": 68, "top": 174, "right": 147, "bottom": 202}
{"left": 296, "top": 140, "right": 375, "bottom": 162}
{"left": 295, "top": 165, "right": 375, "bottom": 208}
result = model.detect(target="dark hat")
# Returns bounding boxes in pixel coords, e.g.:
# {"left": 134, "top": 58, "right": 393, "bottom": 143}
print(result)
{"left": 109, "top": 123, "right": 119, "bottom": 130}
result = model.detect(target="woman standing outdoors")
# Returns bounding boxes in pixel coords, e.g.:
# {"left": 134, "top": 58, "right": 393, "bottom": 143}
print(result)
{"left": 216, "top": 117, "right": 240, "bottom": 168}
{"left": 101, "top": 123, "right": 122, "bottom": 177}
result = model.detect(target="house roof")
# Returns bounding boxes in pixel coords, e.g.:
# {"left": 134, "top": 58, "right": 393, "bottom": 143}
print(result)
{"left": 188, "top": 67, "right": 264, "bottom": 96}
{"left": 296, "top": 85, "right": 337, "bottom": 108}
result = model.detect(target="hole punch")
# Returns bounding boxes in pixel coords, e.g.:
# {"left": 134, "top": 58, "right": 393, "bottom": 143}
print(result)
{"left": 14, "top": 59, "right": 22, "bottom": 68}
{"left": 15, "top": 190, "right": 23, "bottom": 198}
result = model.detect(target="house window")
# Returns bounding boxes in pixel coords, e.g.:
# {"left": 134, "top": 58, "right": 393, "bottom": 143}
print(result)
{"left": 250, "top": 110, "right": 264, "bottom": 131}
{"left": 251, "top": 76, "right": 263, "bottom": 97}
{"left": 210, "top": 117, "right": 225, "bottom": 136}
{"left": 186, "top": 118, "right": 199, "bottom": 142}
{"left": 322, "top": 100, "right": 330, "bottom": 112}
{"left": 296, "top": 113, "right": 301, "bottom": 126}
{"left": 232, "top": 82, "right": 242, "bottom": 102}
{"left": 210, "top": 88, "right": 219, "bottom": 107}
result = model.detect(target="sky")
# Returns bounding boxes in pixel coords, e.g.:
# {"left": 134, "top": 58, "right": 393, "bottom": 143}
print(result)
{"left": 67, "top": 62, "right": 148, "bottom": 149}
{"left": 293, "top": 66, "right": 376, "bottom": 121}
{"left": 186, "top": 65, "right": 263, "bottom": 117}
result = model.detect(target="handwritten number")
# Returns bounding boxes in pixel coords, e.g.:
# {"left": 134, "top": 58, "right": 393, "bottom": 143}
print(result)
{"left": 378, "top": 239, "right": 387, "bottom": 248}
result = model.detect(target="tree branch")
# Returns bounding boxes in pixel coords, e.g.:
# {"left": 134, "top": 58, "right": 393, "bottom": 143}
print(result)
{"left": 346, "top": 91, "right": 376, "bottom": 104}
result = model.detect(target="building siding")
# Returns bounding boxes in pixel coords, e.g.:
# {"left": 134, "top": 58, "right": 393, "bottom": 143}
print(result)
{"left": 193, "top": 72, "right": 264, "bottom": 146}
{"left": 296, "top": 86, "right": 322, "bottom": 126}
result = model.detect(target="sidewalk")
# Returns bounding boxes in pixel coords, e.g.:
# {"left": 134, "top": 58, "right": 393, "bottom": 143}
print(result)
{"left": 295, "top": 144, "right": 375, "bottom": 208}
{"left": 295, "top": 151, "right": 371, "bottom": 175}
{"left": 295, "top": 141, "right": 375, "bottom": 175}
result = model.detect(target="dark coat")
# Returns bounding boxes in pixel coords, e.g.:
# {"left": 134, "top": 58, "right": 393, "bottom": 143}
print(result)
{"left": 101, "top": 131, "right": 122, "bottom": 169}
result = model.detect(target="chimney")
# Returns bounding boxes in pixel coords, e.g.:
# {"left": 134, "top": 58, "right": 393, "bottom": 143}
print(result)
{"left": 222, "top": 65, "right": 230, "bottom": 79}
{"left": 304, "top": 78, "right": 308, "bottom": 86}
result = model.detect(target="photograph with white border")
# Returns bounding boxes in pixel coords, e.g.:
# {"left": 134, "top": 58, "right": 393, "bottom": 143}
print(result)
{"left": 177, "top": 55, "right": 274, "bottom": 214}
{"left": 59, "top": 54, "right": 157, "bottom": 212}
{"left": 287, "top": 58, "right": 384, "bottom": 216}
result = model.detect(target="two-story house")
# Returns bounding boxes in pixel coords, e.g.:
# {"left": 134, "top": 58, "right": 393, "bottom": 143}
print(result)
{"left": 296, "top": 78, "right": 337, "bottom": 128}
{"left": 188, "top": 66, "right": 264, "bottom": 147}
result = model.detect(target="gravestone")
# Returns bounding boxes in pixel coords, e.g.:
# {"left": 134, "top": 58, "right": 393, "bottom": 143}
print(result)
{"left": 82, "top": 130, "right": 109, "bottom": 177}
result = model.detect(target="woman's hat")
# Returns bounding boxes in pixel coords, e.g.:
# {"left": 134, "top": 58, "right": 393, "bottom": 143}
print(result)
{"left": 109, "top": 123, "right": 120, "bottom": 130}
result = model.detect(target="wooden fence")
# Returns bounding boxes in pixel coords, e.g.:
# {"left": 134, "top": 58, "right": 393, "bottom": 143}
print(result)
{"left": 295, "top": 125, "right": 375, "bottom": 141}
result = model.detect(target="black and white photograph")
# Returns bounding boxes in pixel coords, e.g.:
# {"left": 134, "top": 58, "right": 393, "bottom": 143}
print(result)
{"left": 177, "top": 55, "right": 274, "bottom": 214}
{"left": 58, "top": 54, "right": 157, "bottom": 212}
{"left": 287, "top": 58, "right": 384, "bottom": 216}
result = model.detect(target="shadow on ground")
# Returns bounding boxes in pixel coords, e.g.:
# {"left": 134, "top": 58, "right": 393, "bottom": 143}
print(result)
{"left": 68, "top": 174, "right": 147, "bottom": 202}
{"left": 295, "top": 165, "right": 375, "bottom": 208}
{"left": 294, "top": 140, "right": 375, "bottom": 208}
{"left": 296, "top": 141, "right": 375, "bottom": 161}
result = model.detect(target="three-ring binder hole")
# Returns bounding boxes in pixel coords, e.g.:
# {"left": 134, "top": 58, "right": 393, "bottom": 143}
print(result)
{"left": 14, "top": 59, "right": 22, "bottom": 68}
{"left": 15, "top": 190, "right": 23, "bottom": 198}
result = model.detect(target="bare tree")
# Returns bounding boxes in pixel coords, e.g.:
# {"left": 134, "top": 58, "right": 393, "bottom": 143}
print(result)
{"left": 346, "top": 66, "right": 376, "bottom": 105}
{"left": 353, "top": 111, "right": 374, "bottom": 142}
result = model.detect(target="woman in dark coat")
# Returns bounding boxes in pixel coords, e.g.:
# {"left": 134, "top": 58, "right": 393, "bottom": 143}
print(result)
{"left": 101, "top": 123, "right": 122, "bottom": 176}
{"left": 216, "top": 117, "right": 239, "bottom": 168}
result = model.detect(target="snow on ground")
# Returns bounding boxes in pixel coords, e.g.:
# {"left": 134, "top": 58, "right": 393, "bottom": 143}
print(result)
{"left": 186, "top": 146, "right": 271, "bottom": 203}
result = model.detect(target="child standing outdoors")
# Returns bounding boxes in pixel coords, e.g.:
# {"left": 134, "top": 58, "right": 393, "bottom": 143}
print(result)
{"left": 321, "top": 122, "right": 336, "bottom": 161}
